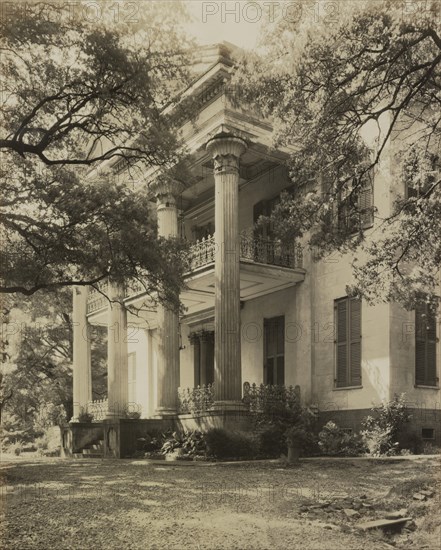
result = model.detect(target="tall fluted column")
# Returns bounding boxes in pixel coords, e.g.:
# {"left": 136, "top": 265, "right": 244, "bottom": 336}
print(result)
{"left": 206, "top": 135, "right": 247, "bottom": 403}
{"left": 72, "top": 286, "right": 92, "bottom": 420}
{"left": 107, "top": 281, "right": 128, "bottom": 417}
{"left": 150, "top": 178, "right": 184, "bottom": 416}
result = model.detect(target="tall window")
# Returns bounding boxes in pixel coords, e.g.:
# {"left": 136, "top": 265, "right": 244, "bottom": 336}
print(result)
{"left": 190, "top": 331, "right": 214, "bottom": 386}
{"left": 264, "top": 316, "right": 285, "bottom": 385}
{"left": 338, "top": 176, "right": 374, "bottom": 233}
{"left": 415, "top": 304, "right": 438, "bottom": 386}
{"left": 335, "top": 297, "right": 361, "bottom": 388}
{"left": 253, "top": 195, "right": 280, "bottom": 240}
{"left": 128, "top": 352, "right": 136, "bottom": 403}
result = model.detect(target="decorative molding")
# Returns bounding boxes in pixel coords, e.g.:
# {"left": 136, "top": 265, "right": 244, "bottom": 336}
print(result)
{"left": 149, "top": 178, "right": 185, "bottom": 208}
{"left": 206, "top": 135, "right": 247, "bottom": 175}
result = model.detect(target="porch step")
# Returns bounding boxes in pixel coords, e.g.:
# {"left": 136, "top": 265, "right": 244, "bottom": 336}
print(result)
{"left": 82, "top": 448, "right": 103, "bottom": 457}
{"left": 73, "top": 438, "right": 105, "bottom": 458}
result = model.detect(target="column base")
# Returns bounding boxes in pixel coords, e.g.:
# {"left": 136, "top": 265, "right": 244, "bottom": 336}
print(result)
{"left": 105, "top": 411, "right": 123, "bottom": 420}
{"left": 154, "top": 407, "right": 178, "bottom": 418}
{"left": 211, "top": 400, "right": 248, "bottom": 412}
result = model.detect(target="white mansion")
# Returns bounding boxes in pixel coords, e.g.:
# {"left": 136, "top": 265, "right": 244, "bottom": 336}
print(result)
{"left": 68, "top": 43, "right": 440, "bottom": 455}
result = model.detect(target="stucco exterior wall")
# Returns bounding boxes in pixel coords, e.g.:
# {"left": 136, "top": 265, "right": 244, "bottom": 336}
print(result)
{"left": 307, "top": 248, "right": 392, "bottom": 411}
{"left": 389, "top": 302, "right": 440, "bottom": 410}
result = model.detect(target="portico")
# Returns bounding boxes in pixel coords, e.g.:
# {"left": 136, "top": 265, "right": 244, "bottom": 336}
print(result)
{"left": 70, "top": 42, "right": 306, "bottom": 426}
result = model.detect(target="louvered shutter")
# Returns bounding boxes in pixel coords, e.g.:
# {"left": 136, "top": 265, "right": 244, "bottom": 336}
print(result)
{"left": 264, "top": 317, "right": 285, "bottom": 386}
{"left": 276, "top": 317, "right": 285, "bottom": 385}
{"left": 416, "top": 305, "right": 438, "bottom": 386}
{"left": 427, "top": 311, "right": 437, "bottom": 386}
{"left": 349, "top": 298, "right": 362, "bottom": 385}
{"left": 359, "top": 179, "right": 374, "bottom": 229}
{"left": 320, "top": 172, "right": 335, "bottom": 228}
{"left": 415, "top": 305, "right": 429, "bottom": 385}
{"left": 336, "top": 300, "right": 348, "bottom": 387}
{"left": 277, "top": 357, "right": 285, "bottom": 386}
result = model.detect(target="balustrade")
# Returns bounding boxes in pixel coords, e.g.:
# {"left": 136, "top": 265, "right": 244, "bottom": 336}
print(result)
{"left": 188, "top": 233, "right": 302, "bottom": 271}
{"left": 178, "top": 384, "right": 215, "bottom": 414}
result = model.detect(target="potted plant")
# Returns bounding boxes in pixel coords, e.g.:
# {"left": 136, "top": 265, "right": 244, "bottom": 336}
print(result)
{"left": 77, "top": 407, "right": 94, "bottom": 423}
{"left": 285, "top": 425, "right": 308, "bottom": 463}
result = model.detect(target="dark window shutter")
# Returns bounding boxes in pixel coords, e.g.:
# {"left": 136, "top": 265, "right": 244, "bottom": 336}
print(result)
{"left": 359, "top": 179, "right": 374, "bottom": 228}
{"left": 407, "top": 184, "right": 418, "bottom": 199}
{"left": 253, "top": 200, "right": 268, "bottom": 224}
{"left": 277, "top": 356, "right": 285, "bottom": 386}
{"left": 427, "top": 312, "right": 437, "bottom": 386}
{"left": 415, "top": 306, "right": 426, "bottom": 385}
{"left": 264, "top": 316, "right": 285, "bottom": 385}
{"left": 336, "top": 300, "right": 348, "bottom": 387}
{"left": 335, "top": 297, "right": 362, "bottom": 387}
{"left": 416, "top": 305, "right": 438, "bottom": 386}
{"left": 349, "top": 298, "right": 362, "bottom": 385}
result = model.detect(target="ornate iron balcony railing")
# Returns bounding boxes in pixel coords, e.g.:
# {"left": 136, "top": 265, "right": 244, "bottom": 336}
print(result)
{"left": 86, "top": 398, "right": 108, "bottom": 421}
{"left": 242, "top": 382, "right": 301, "bottom": 414}
{"left": 178, "top": 384, "right": 215, "bottom": 414}
{"left": 188, "top": 232, "right": 303, "bottom": 271}
{"left": 177, "top": 382, "right": 301, "bottom": 415}
{"left": 86, "top": 235, "right": 303, "bottom": 314}
{"left": 87, "top": 281, "right": 109, "bottom": 314}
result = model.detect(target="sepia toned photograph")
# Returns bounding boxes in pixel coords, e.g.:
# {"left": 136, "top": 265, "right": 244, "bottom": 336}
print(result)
{"left": 0, "top": 1, "right": 440, "bottom": 549}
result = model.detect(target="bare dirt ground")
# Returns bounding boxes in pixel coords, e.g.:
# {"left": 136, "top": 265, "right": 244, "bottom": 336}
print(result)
{"left": 0, "top": 455, "right": 439, "bottom": 550}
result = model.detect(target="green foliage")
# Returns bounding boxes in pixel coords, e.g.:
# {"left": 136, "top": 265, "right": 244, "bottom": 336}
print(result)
{"left": 285, "top": 425, "right": 310, "bottom": 448}
{"left": 204, "top": 428, "right": 259, "bottom": 460}
{"left": 121, "top": 406, "right": 141, "bottom": 420}
{"left": 318, "top": 421, "right": 366, "bottom": 457}
{"left": 234, "top": 0, "right": 441, "bottom": 309}
{"left": 259, "top": 426, "right": 287, "bottom": 458}
{"left": 77, "top": 408, "right": 94, "bottom": 423}
{"left": 160, "top": 430, "right": 207, "bottom": 459}
{"left": 34, "top": 427, "right": 61, "bottom": 457}
{"left": 361, "top": 394, "right": 411, "bottom": 456}
{"left": 0, "top": 1, "right": 194, "bottom": 297}
{"left": 253, "top": 399, "right": 317, "bottom": 457}
{"left": 1, "top": 289, "right": 107, "bottom": 450}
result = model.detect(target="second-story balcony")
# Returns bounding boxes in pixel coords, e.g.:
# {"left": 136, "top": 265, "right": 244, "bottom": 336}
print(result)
{"left": 188, "top": 232, "right": 303, "bottom": 272}
{"left": 86, "top": 233, "right": 306, "bottom": 323}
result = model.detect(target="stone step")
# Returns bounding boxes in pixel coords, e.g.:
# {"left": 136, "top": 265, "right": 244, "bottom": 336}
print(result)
{"left": 82, "top": 449, "right": 103, "bottom": 457}
{"left": 356, "top": 517, "right": 412, "bottom": 531}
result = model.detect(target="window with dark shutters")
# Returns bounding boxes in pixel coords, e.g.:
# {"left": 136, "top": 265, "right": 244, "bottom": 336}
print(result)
{"left": 264, "top": 316, "right": 285, "bottom": 385}
{"left": 359, "top": 179, "right": 374, "bottom": 229}
{"left": 415, "top": 305, "right": 438, "bottom": 386}
{"left": 335, "top": 297, "right": 362, "bottom": 387}
{"left": 253, "top": 196, "right": 281, "bottom": 239}
{"left": 338, "top": 176, "right": 374, "bottom": 233}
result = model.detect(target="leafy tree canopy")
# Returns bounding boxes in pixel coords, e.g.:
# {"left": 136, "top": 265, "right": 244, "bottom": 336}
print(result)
{"left": 1, "top": 289, "right": 107, "bottom": 434}
{"left": 234, "top": 0, "right": 440, "bottom": 310}
{"left": 0, "top": 1, "right": 194, "bottom": 305}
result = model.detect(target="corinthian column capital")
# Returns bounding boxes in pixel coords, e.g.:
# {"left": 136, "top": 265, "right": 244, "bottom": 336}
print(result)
{"left": 206, "top": 136, "right": 247, "bottom": 176}
{"left": 149, "top": 178, "right": 185, "bottom": 209}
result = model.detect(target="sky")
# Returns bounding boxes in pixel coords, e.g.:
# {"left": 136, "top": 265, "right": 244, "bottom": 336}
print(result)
{"left": 184, "top": 0, "right": 264, "bottom": 49}
{"left": 182, "top": 0, "right": 342, "bottom": 50}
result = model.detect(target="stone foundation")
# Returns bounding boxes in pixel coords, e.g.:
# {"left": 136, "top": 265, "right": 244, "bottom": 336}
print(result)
{"left": 316, "top": 407, "right": 441, "bottom": 447}
{"left": 103, "top": 418, "right": 175, "bottom": 458}
{"left": 177, "top": 408, "right": 253, "bottom": 433}
{"left": 61, "top": 423, "right": 104, "bottom": 457}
